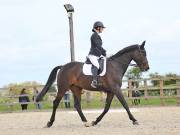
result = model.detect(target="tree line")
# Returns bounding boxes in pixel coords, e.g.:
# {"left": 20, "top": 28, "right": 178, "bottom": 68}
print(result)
{"left": 125, "top": 67, "right": 179, "bottom": 86}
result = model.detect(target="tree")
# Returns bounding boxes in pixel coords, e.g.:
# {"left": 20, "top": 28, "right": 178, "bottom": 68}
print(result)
{"left": 164, "top": 73, "right": 177, "bottom": 85}
{"left": 4, "top": 81, "right": 42, "bottom": 95}
{"left": 125, "top": 67, "right": 142, "bottom": 80}
{"left": 125, "top": 67, "right": 142, "bottom": 87}
{"left": 149, "top": 72, "right": 178, "bottom": 86}
{"left": 149, "top": 72, "right": 162, "bottom": 86}
{"left": 4, "top": 81, "right": 57, "bottom": 95}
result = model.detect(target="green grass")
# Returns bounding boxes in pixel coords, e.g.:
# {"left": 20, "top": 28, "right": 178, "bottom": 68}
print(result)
{"left": 126, "top": 98, "right": 177, "bottom": 106}
{"left": 0, "top": 96, "right": 178, "bottom": 112}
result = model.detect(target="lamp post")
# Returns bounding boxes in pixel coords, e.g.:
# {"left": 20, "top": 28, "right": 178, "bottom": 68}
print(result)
{"left": 64, "top": 4, "right": 75, "bottom": 62}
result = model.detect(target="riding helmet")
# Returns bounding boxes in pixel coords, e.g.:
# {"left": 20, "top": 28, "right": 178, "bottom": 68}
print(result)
{"left": 93, "top": 21, "right": 106, "bottom": 29}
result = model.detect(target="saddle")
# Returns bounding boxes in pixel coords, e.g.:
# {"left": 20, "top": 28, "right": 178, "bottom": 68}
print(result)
{"left": 82, "top": 56, "right": 107, "bottom": 76}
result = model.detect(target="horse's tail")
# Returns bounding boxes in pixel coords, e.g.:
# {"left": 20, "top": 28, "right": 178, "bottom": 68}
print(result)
{"left": 36, "top": 65, "right": 63, "bottom": 102}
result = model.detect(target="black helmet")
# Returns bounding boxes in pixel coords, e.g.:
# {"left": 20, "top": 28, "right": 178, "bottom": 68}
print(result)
{"left": 93, "top": 21, "right": 106, "bottom": 29}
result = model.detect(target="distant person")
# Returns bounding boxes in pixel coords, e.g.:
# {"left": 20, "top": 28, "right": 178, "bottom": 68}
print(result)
{"left": 64, "top": 91, "right": 70, "bottom": 108}
{"left": 32, "top": 87, "right": 42, "bottom": 109}
{"left": 19, "top": 88, "right": 30, "bottom": 111}
{"left": 128, "top": 80, "right": 142, "bottom": 105}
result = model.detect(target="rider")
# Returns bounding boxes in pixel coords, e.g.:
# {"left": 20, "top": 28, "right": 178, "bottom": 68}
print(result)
{"left": 88, "top": 21, "right": 106, "bottom": 88}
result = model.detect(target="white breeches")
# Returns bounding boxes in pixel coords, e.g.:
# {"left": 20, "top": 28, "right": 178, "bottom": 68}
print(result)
{"left": 88, "top": 55, "right": 100, "bottom": 69}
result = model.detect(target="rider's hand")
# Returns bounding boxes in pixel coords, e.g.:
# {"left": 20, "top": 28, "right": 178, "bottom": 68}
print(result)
{"left": 102, "top": 50, "right": 106, "bottom": 56}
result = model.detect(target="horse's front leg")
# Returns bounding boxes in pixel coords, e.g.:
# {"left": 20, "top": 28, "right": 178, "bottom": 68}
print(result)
{"left": 115, "top": 88, "right": 139, "bottom": 125}
{"left": 92, "top": 92, "right": 114, "bottom": 126}
{"left": 70, "top": 85, "right": 90, "bottom": 127}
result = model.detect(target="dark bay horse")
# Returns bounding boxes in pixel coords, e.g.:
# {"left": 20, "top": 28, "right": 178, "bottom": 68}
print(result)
{"left": 36, "top": 41, "right": 149, "bottom": 127}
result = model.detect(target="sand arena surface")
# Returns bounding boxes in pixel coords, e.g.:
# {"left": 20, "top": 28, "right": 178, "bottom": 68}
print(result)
{"left": 0, "top": 106, "right": 180, "bottom": 135}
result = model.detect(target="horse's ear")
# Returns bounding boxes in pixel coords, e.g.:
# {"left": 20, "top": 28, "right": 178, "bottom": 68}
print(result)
{"left": 140, "top": 40, "right": 146, "bottom": 49}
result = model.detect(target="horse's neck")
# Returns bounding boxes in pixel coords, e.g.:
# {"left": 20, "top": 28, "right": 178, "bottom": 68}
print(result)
{"left": 111, "top": 52, "right": 133, "bottom": 78}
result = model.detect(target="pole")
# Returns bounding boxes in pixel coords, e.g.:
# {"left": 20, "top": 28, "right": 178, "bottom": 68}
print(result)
{"left": 64, "top": 4, "right": 75, "bottom": 62}
{"left": 68, "top": 13, "right": 75, "bottom": 61}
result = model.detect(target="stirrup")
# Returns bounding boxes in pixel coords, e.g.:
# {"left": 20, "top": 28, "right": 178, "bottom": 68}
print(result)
{"left": 91, "top": 80, "right": 98, "bottom": 88}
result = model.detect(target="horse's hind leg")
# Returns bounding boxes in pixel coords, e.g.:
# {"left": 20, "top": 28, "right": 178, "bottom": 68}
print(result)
{"left": 92, "top": 92, "right": 114, "bottom": 126}
{"left": 114, "top": 88, "right": 139, "bottom": 125}
{"left": 70, "top": 86, "right": 89, "bottom": 127}
{"left": 46, "top": 88, "right": 66, "bottom": 128}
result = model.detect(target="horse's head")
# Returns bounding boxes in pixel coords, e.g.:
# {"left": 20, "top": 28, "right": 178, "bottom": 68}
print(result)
{"left": 132, "top": 41, "right": 149, "bottom": 72}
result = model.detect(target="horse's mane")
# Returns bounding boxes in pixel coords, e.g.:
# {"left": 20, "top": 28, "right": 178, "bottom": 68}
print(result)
{"left": 109, "top": 45, "right": 139, "bottom": 60}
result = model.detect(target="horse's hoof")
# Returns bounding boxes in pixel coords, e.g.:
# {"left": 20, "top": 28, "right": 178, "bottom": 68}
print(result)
{"left": 133, "top": 121, "right": 139, "bottom": 125}
{"left": 46, "top": 121, "right": 53, "bottom": 128}
{"left": 91, "top": 121, "right": 97, "bottom": 126}
{"left": 83, "top": 122, "right": 91, "bottom": 127}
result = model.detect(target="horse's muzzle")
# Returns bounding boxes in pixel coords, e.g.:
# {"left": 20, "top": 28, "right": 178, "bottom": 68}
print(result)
{"left": 144, "top": 67, "right": 149, "bottom": 71}
{"left": 140, "top": 66, "right": 149, "bottom": 72}
{"left": 145, "top": 67, "right": 149, "bottom": 71}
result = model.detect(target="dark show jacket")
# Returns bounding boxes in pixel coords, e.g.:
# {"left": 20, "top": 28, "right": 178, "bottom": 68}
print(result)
{"left": 88, "top": 31, "right": 106, "bottom": 57}
{"left": 19, "top": 94, "right": 30, "bottom": 104}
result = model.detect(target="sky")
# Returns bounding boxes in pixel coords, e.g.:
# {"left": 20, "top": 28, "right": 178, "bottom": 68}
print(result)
{"left": 0, "top": 0, "right": 180, "bottom": 87}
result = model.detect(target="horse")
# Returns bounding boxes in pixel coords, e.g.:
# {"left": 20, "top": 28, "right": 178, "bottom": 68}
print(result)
{"left": 36, "top": 41, "right": 149, "bottom": 127}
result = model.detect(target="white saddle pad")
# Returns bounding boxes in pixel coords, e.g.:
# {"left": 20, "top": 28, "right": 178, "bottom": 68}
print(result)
{"left": 82, "top": 57, "right": 107, "bottom": 76}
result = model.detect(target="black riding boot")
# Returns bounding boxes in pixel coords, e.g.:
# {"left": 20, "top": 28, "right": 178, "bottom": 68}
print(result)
{"left": 91, "top": 66, "right": 99, "bottom": 88}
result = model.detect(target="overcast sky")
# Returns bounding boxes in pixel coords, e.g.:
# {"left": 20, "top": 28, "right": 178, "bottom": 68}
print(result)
{"left": 0, "top": 0, "right": 180, "bottom": 87}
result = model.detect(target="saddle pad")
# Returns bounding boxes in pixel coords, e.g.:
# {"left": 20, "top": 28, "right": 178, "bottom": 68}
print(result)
{"left": 82, "top": 57, "right": 106, "bottom": 76}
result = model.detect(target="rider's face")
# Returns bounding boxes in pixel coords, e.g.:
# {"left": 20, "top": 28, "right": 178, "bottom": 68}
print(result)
{"left": 97, "top": 27, "right": 104, "bottom": 33}
{"left": 99, "top": 27, "right": 104, "bottom": 33}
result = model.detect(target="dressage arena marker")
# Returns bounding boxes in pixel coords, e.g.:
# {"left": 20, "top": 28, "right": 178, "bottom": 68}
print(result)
{"left": 68, "top": 108, "right": 139, "bottom": 114}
